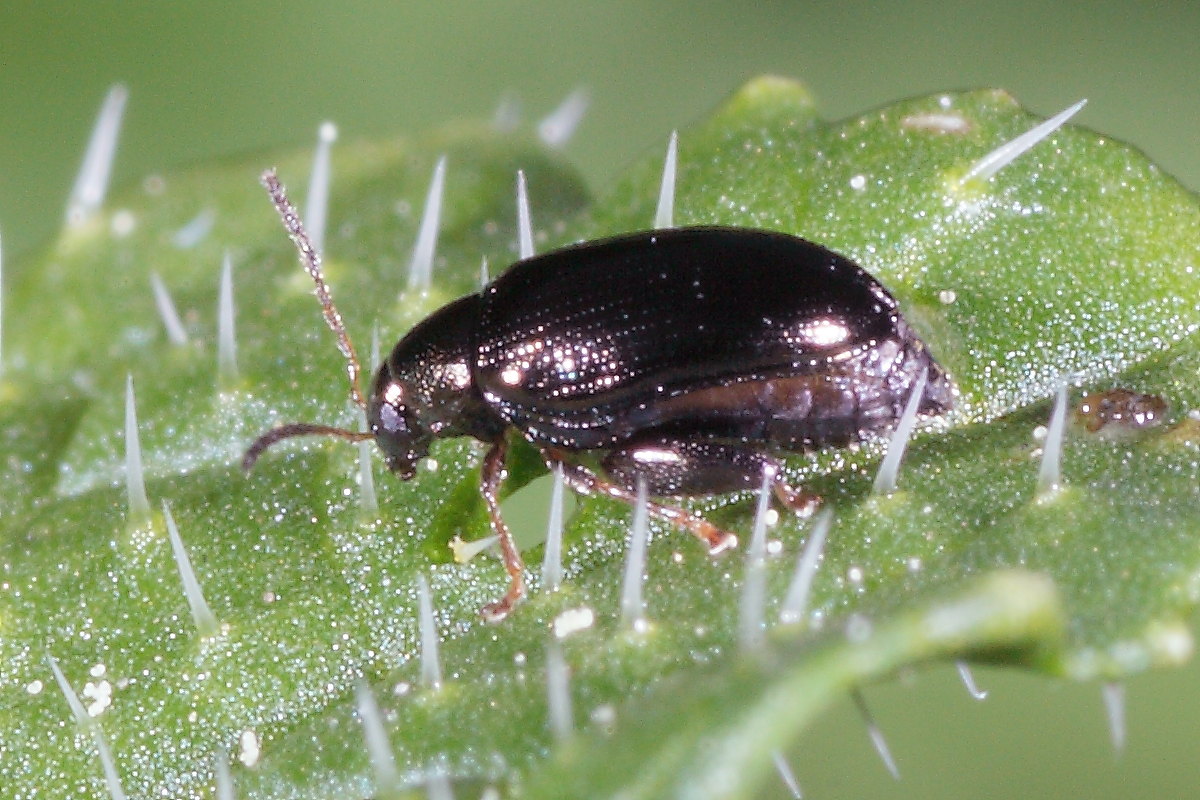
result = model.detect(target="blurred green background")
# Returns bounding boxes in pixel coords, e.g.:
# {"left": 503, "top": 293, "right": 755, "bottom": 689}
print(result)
{"left": 2, "top": 2, "right": 1197, "bottom": 797}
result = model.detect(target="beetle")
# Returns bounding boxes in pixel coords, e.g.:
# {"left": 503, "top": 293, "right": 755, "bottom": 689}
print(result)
{"left": 246, "top": 170, "right": 954, "bottom": 621}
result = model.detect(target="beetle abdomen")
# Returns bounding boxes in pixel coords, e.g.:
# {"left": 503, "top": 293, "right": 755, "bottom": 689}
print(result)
{"left": 474, "top": 226, "right": 950, "bottom": 449}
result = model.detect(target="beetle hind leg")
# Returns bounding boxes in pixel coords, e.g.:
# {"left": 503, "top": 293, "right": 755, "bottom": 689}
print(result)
{"left": 545, "top": 436, "right": 820, "bottom": 557}
{"left": 601, "top": 435, "right": 821, "bottom": 517}
{"left": 546, "top": 448, "right": 738, "bottom": 555}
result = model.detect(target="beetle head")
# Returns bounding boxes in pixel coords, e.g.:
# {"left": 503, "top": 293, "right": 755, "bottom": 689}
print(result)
{"left": 239, "top": 364, "right": 434, "bottom": 480}
{"left": 366, "top": 370, "right": 430, "bottom": 480}
{"left": 245, "top": 171, "right": 488, "bottom": 480}
{"left": 365, "top": 294, "right": 497, "bottom": 479}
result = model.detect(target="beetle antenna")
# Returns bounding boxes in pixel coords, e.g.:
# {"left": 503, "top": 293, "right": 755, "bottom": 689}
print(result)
{"left": 242, "top": 422, "right": 373, "bottom": 472}
{"left": 261, "top": 169, "right": 367, "bottom": 409}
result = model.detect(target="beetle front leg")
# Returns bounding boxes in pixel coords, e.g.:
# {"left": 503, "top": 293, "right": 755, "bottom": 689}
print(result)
{"left": 544, "top": 448, "right": 739, "bottom": 556}
{"left": 479, "top": 437, "right": 526, "bottom": 622}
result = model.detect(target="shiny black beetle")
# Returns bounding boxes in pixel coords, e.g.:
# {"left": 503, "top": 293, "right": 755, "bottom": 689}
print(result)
{"left": 246, "top": 171, "right": 953, "bottom": 621}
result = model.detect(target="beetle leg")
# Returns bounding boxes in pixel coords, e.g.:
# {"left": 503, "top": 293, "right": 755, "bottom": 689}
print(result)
{"left": 479, "top": 437, "right": 526, "bottom": 623}
{"left": 601, "top": 436, "right": 822, "bottom": 517}
{"left": 768, "top": 478, "right": 822, "bottom": 516}
{"left": 544, "top": 448, "right": 739, "bottom": 556}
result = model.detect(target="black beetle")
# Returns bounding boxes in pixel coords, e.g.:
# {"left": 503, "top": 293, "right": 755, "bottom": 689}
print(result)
{"left": 246, "top": 171, "right": 953, "bottom": 621}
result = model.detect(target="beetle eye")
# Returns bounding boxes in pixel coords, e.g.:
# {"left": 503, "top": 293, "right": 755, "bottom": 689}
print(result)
{"left": 379, "top": 402, "right": 408, "bottom": 434}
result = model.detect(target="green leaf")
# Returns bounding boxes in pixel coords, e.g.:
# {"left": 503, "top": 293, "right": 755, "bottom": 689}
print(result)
{"left": 525, "top": 571, "right": 1063, "bottom": 800}
{"left": 2, "top": 77, "right": 1199, "bottom": 798}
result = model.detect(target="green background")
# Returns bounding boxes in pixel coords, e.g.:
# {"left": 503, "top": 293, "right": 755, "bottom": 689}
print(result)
{"left": 2, "top": 2, "right": 1198, "bottom": 797}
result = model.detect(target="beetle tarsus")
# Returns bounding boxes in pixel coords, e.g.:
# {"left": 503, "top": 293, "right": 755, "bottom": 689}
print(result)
{"left": 700, "top": 524, "right": 739, "bottom": 556}
{"left": 480, "top": 586, "right": 523, "bottom": 623}
{"left": 771, "top": 480, "right": 822, "bottom": 518}
{"left": 480, "top": 438, "right": 526, "bottom": 622}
